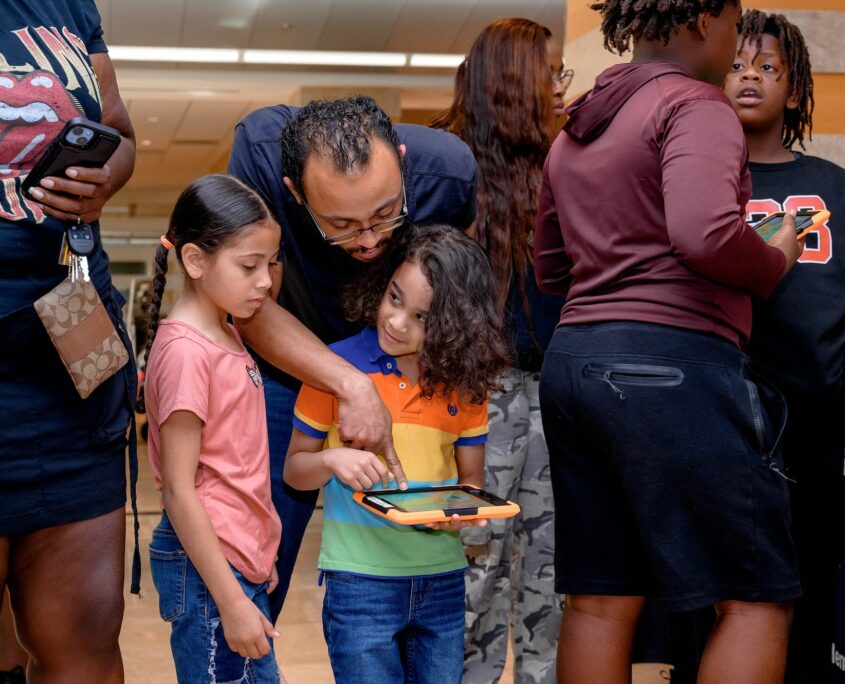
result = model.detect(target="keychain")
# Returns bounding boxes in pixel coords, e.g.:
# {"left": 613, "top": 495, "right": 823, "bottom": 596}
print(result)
{"left": 67, "top": 217, "right": 95, "bottom": 256}
{"left": 58, "top": 218, "right": 94, "bottom": 281}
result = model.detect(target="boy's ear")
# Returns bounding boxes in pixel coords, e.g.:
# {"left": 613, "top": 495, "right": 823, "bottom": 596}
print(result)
{"left": 692, "top": 12, "right": 709, "bottom": 41}
{"left": 786, "top": 92, "right": 800, "bottom": 110}
{"left": 180, "top": 242, "right": 206, "bottom": 280}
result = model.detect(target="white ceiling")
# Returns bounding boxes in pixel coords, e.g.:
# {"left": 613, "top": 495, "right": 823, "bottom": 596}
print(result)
{"left": 97, "top": 0, "right": 563, "bottom": 53}
{"left": 95, "top": 0, "right": 565, "bottom": 228}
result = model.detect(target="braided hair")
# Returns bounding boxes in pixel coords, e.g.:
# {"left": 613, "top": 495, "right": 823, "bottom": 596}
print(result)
{"left": 738, "top": 9, "right": 814, "bottom": 150}
{"left": 590, "top": 0, "right": 738, "bottom": 54}
{"left": 137, "top": 174, "right": 274, "bottom": 412}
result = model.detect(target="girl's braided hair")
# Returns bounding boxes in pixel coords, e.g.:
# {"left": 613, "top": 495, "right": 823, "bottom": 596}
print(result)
{"left": 136, "top": 174, "right": 274, "bottom": 412}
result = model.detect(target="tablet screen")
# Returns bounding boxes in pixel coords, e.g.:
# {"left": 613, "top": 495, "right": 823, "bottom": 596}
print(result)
{"left": 755, "top": 212, "right": 817, "bottom": 242}
{"left": 378, "top": 489, "right": 498, "bottom": 512}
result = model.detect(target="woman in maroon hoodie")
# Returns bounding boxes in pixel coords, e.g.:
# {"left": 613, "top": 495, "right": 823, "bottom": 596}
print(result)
{"left": 535, "top": 1, "right": 804, "bottom": 682}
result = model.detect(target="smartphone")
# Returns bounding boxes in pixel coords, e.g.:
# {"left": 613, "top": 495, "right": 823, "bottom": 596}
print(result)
{"left": 22, "top": 117, "right": 121, "bottom": 194}
{"left": 752, "top": 209, "right": 831, "bottom": 243}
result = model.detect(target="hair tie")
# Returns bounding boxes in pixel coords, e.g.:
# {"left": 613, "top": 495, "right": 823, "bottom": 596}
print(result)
{"left": 160, "top": 236, "right": 174, "bottom": 250}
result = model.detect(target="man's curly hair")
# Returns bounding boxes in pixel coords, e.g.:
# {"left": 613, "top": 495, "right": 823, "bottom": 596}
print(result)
{"left": 738, "top": 9, "right": 814, "bottom": 150}
{"left": 343, "top": 224, "right": 510, "bottom": 404}
{"left": 280, "top": 95, "right": 402, "bottom": 193}
{"left": 590, "top": 0, "right": 739, "bottom": 55}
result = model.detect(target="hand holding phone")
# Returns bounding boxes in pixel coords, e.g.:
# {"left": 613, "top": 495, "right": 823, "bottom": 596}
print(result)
{"left": 23, "top": 117, "right": 121, "bottom": 224}
{"left": 752, "top": 208, "right": 830, "bottom": 242}
{"left": 759, "top": 210, "right": 820, "bottom": 277}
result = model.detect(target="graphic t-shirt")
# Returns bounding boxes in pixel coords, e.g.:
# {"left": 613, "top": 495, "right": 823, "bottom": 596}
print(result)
{"left": 745, "top": 154, "right": 845, "bottom": 397}
{"left": 0, "top": 0, "right": 112, "bottom": 315}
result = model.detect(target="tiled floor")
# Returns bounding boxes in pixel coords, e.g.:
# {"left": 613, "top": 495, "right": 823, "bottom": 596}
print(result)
{"left": 118, "top": 426, "right": 670, "bottom": 683}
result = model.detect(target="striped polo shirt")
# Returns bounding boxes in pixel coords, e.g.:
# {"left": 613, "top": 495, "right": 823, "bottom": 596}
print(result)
{"left": 292, "top": 327, "right": 488, "bottom": 577}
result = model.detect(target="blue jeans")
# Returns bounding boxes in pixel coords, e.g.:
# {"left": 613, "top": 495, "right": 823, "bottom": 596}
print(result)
{"left": 263, "top": 375, "right": 319, "bottom": 622}
{"left": 149, "top": 514, "right": 280, "bottom": 684}
{"left": 322, "top": 571, "right": 466, "bottom": 684}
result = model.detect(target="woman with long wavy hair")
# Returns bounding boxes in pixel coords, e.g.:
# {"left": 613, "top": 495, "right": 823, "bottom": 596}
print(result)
{"left": 431, "top": 18, "right": 570, "bottom": 684}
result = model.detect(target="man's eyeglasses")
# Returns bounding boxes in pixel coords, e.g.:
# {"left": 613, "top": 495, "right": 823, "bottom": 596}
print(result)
{"left": 553, "top": 65, "right": 575, "bottom": 92}
{"left": 302, "top": 180, "right": 408, "bottom": 246}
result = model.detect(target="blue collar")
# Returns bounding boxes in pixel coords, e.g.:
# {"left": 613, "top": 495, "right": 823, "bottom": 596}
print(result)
{"left": 362, "top": 327, "right": 402, "bottom": 377}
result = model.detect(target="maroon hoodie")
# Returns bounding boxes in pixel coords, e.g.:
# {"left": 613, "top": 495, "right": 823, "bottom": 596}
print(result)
{"left": 534, "top": 62, "right": 785, "bottom": 347}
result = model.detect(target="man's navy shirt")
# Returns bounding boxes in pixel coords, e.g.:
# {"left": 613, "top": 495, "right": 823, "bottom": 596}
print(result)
{"left": 228, "top": 105, "right": 477, "bottom": 374}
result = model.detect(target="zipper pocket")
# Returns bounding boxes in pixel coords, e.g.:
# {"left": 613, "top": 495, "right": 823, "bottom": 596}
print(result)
{"left": 743, "top": 370, "right": 794, "bottom": 481}
{"left": 744, "top": 378, "right": 766, "bottom": 453}
{"left": 584, "top": 363, "right": 684, "bottom": 401}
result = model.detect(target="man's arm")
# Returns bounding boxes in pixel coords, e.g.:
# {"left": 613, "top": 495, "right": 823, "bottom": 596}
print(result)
{"left": 229, "top": 107, "right": 406, "bottom": 487}
{"left": 236, "top": 287, "right": 408, "bottom": 489}
{"left": 237, "top": 299, "right": 364, "bottom": 397}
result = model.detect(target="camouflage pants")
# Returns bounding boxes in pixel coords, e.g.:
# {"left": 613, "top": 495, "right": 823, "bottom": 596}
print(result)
{"left": 462, "top": 368, "right": 563, "bottom": 684}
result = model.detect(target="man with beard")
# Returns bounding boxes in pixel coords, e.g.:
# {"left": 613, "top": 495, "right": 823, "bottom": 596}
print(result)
{"left": 228, "top": 95, "right": 477, "bottom": 623}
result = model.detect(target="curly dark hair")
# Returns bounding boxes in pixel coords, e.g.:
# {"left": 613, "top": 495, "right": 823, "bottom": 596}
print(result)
{"left": 280, "top": 95, "right": 402, "bottom": 193}
{"left": 590, "top": 0, "right": 739, "bottom": 55}
{"left": 343, "top": 224, "right": 510, "bottom": 404}
{"left": 430, "top": 18, "right": 557, "bottom": 314}
{"left": 738, "top": 9, "right": 814, "bottom": 150}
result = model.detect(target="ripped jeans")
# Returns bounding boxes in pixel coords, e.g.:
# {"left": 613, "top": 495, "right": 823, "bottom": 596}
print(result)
{"left": 149, "top": 513, "right": 280, "bottom": 683}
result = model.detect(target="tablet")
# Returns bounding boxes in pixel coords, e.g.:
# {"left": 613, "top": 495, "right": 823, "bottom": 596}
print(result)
{"left": 353, "top": 484, "right": 520, "bottom": 525}
{"left": 753, "top": 209, "right": 830, "bottom": 242}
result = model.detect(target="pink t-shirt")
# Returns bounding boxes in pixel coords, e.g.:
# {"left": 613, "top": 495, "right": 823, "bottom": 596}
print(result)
{"left": 145, "top": 319, "right": 281, "bottom": 584}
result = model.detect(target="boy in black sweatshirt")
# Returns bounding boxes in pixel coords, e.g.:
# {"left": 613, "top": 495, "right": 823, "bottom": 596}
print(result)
{"left": 724, "top": 10, "right": 845, "bottom": 683}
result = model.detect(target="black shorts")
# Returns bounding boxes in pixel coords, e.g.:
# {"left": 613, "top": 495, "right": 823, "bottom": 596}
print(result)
{"left": 0, "top": 288, "right": 136, "bottom": 535}
{"left": 539, "top": 322, "right": 801, "bottom": 612}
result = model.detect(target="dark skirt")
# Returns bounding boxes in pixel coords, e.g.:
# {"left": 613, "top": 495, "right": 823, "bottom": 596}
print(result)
{"left": 0, "top": 286, "right": 136, "bottom": 535}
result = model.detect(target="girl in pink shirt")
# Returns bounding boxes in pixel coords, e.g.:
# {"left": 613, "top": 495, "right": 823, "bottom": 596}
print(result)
{"left": 142, "top": 174, "right": 282, "bottom": 683}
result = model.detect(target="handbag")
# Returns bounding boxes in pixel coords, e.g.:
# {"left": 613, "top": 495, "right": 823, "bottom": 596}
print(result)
{"left": 33, "top": 253, "right": 129, "bottom": 399}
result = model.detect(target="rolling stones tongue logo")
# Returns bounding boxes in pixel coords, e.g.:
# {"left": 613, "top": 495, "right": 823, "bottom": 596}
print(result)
{"left": 0, "top": 70, "right": 82, "bottom": 180}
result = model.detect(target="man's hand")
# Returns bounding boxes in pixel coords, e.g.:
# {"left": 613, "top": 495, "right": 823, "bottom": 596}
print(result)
{"left": 336, "top": 375, "right": 408, "bottom": 489}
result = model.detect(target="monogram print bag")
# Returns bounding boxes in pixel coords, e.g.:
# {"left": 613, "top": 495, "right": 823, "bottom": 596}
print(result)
{"left": 34, "top": 254, "right": 129, "bottom": 399}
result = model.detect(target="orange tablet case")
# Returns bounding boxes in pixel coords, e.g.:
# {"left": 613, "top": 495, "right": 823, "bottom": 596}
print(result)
{"left": 353, "top": 484, "right": 520, "bottom": 525}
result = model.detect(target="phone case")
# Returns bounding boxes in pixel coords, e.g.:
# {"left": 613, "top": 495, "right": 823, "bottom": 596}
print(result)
{"left": 22, "top": 118, "right": 121, "bottom": 194}
{"left": 753, "top": 209, "right": 831, "bottom": 243}
{"left": 795, "top": 209, "right": 830, "bottom": 238}
{"left": 353, "top": 484, "right": 521, "bottom": 525}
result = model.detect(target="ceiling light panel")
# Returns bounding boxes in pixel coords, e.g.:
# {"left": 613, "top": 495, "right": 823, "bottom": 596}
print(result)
{"left": 109, "top": 46, "right": 239, "bottom": 63}
{"left": 242, "top": 49, "right": 407, "bottom": 67}
{"left": 409, "top": 54, "right": 465, "bottom": 68}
